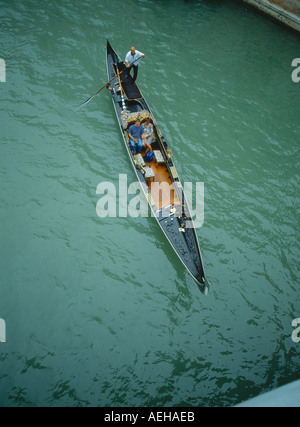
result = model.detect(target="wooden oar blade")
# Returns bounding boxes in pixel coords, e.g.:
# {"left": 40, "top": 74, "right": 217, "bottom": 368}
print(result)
{"left": 76, "top": 93, "right": 97, "bottom": 110}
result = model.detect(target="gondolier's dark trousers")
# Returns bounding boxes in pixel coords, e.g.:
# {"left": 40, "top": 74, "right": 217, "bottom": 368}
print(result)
{"left": 130, "top": 65, "right": 138, "bottom": 82}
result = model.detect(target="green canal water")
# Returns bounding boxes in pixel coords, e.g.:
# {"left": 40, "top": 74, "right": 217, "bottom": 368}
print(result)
{"left": 0, "top": 0, "right": 299, "bottom": 407}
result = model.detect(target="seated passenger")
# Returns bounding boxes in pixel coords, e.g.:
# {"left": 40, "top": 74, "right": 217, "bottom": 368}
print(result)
{"left": 128, "top": 120, "right": 145, "bottom": 154}
{"left": 142, "top": 118, "right": 155, "bottom": 147}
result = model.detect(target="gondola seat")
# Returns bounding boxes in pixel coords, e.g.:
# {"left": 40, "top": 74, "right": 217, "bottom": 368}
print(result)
{"left": 134, "top": 154, "right": 145, "bottom": 168}
{"left": 143, "top": 166, "right": 155, "bottom": 181}
{"left": 153, "top": 150, "right": 165, "bottom": 165}
{"left": 170, "top": 166, "right": 179, "bottom": 180}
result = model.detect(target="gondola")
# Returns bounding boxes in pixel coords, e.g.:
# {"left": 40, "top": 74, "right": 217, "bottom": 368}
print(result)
{"left": 106, "top": 41, "right": 209, "bottom": 294}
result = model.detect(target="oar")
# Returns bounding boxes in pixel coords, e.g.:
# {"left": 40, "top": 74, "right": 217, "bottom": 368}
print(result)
{"left": 76, "top": 77, "right": 117, "bottom": 109}
{"left": 77, "top": 55, "right": 143, "bottom": 109}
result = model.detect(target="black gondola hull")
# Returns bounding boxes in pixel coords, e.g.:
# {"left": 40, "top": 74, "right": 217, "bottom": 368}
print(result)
{"left": 106, "top": 41, "right": 209, "bottom": 294}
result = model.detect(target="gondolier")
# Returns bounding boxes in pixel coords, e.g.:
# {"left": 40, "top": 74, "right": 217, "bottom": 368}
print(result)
{"left": 125, "top": 46, "right": 145, "bottom": 82}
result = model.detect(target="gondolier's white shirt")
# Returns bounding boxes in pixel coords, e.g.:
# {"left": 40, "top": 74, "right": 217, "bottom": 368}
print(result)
{"left": 125, "top": 50, "right": 144, "bottom": 67}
